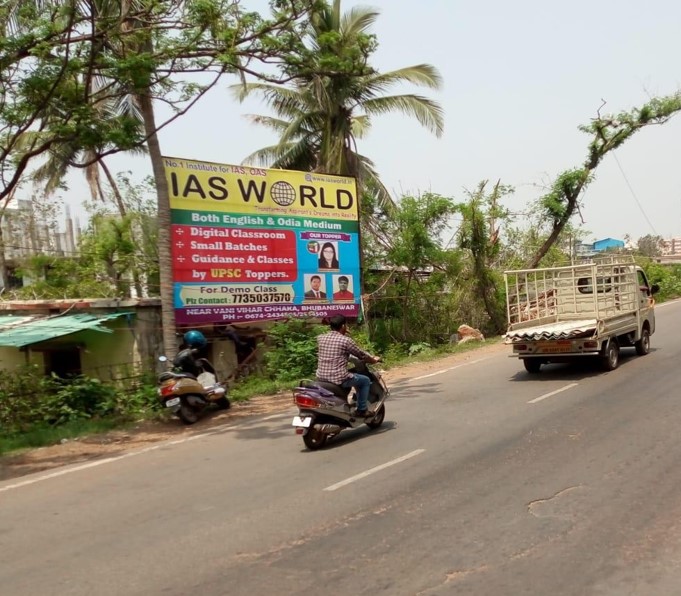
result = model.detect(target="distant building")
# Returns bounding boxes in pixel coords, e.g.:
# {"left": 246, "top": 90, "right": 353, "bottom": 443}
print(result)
{"left": 0, "top": 200, "right": 80, "bottom": 291}
{"left": 573, "top": 237, "right": 625, "bottom": 257}
{"left": 592, "top": 238, "right": 625, "bottom": 252}
{"left": 661, "top": 237, "right": 681, "bottom": 255}
{"left": 574, "top": 242, "right": 596, "bottom": 257}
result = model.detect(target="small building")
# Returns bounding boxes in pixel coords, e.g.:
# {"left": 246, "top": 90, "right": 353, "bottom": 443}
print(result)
{"left": 574, "top": 242, "right": 596, "bottom": 257}
{"left": 661, "top": 237, "right": 681, "bottom": 256}
{"left": 592, "top": 238, "right": 625, "bottom": 252}
{"left": 0, "top": 200, "right": 80, "bottom": 292}
{"left": 0, "top": 299, "right": 260, "bottom": 383}
{"left": 0, "top": 299, "right": 163, "bottom": 381}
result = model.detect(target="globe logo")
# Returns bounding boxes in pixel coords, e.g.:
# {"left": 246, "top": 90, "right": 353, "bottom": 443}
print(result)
{"left": 270, "top": 181, "right": 296, "bottom": 206}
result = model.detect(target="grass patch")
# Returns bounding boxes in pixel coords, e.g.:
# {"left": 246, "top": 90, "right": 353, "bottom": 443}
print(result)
{"left": 228, "top": 376, "right": 292, "bottom": 401}
{"left": 382, "top": 336, "right": 503, "bottom": 368}
{"left": 0, "top": 418, "right": 127, "bottom": 456}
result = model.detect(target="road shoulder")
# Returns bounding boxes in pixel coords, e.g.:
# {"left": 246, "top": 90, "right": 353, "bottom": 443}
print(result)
{"left": 0, "top": 340, "right": 506, "bottom": 481}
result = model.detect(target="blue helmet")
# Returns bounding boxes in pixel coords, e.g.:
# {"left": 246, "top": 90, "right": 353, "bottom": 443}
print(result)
{"left": 183, "top": 330, "right": 207, "bottom": 349}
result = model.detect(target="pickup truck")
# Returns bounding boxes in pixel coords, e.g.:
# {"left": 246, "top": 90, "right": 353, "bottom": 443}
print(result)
{"left": 504, "top": 256, "right": 659, "bottom": 373}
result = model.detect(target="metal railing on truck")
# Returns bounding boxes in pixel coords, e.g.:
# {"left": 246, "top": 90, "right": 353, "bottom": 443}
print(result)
{"left": 504, "top": 256, "right": 639, "bottom": 328}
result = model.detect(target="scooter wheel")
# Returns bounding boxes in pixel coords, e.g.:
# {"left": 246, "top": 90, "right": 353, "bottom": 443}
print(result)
{"left": 303, "top": 426, "right": 328, "bottom": 450}
{"left": 178, "top": 404, "right": 199, "bottom": 425}
{"left": 365, "top": 404, "right": 385, "bottom": 429}
{"left": 215, "top": 397, "right": 231, "bottom": 410}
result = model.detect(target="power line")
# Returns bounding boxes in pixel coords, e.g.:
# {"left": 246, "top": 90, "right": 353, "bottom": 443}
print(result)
{"left": 612, "top": 153, "right": 658, "bottom": 236}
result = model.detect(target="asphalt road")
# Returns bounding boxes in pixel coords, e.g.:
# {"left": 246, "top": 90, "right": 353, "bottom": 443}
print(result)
{"left": 3, "top": 301, "right": 681, "bottom": 595}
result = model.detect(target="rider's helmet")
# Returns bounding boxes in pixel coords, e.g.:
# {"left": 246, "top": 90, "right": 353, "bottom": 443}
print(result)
{"left": 183, "top": 329, "right": 207, "bottom": 349}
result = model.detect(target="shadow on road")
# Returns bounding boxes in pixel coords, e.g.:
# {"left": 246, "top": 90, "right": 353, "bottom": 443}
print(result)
{"left": 296, "top": 420, "right": 398, "bottom": 453}
{"left": 388, "top": 382, "right": 446, "bottom": 399}
{"left": 507, "top": 348, "right": 656, "bottom": 383}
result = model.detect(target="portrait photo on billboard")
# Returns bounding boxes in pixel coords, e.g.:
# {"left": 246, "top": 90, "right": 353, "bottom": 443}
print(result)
{"left": 317, "top": 241, "right": 340, "bottom": 271}
{"left": 303, "top": 274, "right": 327, "bottom": 301}
{"left": 332, "top": 274, "right": 354, "bottom": 301}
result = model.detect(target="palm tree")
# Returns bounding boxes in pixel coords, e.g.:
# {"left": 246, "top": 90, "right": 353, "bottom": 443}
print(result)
{"left": 28, "top": 82, "right": 146, "bottom": 218}
{"left": 234, "top": 0, "right": 444, "bottom": 212}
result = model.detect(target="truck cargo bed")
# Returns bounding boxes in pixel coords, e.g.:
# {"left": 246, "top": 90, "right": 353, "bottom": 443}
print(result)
{"left": 505, "top": 257, "right": 639, "bottom": 332}
{"left": 504, "top": 319, "right": 599, "bottom": 341}
{"left": 503, "top": 256, "right": 658, "bottom": 373}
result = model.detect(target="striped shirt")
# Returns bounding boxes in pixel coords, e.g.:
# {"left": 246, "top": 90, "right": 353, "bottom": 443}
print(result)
{"left": 316, "top": 331, "right": 372, "bottom": 384}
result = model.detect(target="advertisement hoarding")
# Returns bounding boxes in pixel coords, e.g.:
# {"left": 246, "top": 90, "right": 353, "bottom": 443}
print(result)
{"left": 164, "top": 157, "right": 361, "bottom": 325}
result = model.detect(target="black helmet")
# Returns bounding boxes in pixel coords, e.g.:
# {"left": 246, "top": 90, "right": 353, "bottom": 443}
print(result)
{"left": 183, "top": 330, "right": 207, "bottom": 349}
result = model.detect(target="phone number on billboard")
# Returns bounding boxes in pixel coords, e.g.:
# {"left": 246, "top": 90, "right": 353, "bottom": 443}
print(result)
{"left": 231, "top": 292, "right": 293, "bottom": 304}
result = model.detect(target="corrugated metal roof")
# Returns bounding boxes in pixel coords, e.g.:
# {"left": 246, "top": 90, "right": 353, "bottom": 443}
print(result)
{"left": 0, "top": 315, "right": 34, "bottom": 328}
{"left": 505, "top": 319, "right": 600, "bottom": 342}
{"left": 0, "top": 312, "right": 132, "bottom": 348}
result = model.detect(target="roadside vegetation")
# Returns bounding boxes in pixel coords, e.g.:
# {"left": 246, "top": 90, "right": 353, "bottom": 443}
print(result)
{"left": 0, "top": 330, "right": 500, "bottom": 455}
{"left": 3, "top": 256, "right": 681, "bottom": 455}
{"left": 3, "top": 1, "right": 681, "bottom": 456}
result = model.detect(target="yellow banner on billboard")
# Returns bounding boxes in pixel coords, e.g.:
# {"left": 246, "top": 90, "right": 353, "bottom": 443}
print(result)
{"left": 163, "top": 157, "right": 358, "bottom": 220}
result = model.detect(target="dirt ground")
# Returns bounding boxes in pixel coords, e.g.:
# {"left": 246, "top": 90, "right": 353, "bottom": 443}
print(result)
{"left": 0, "top": 342, "right": 506, "bottom": 482}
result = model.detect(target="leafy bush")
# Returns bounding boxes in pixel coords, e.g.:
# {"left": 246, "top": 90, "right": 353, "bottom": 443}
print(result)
{"left": 408, "top": 342, "right": 431, "bottom": 356}
{"left": 641, "top": 261, "right": 681, "bottom": 302}
{"left": 383, "top": 342, "right": 408, "bottom": 364}
{"left": 106, "top": 383, "right": 161, "bottom": 418}
{"left": 0, "top": 366, "right": 159, "bottom": 436}
{"left": 229, "top": 376, "right": 285, "bottom": 401}
{"left": 0, "top": 365, "right": 53, "bottom": 433}
{"left": 38, "top": 377, "right": 118, "bottom": 425}
{"left": 348, "top": 326, "right": 378, "bottom": 355}
{"left": 264, "top": 319, "right": 327, "bottom": 382}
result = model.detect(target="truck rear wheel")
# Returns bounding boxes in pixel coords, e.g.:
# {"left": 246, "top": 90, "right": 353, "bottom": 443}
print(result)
{"left": 602, "top": 340, "right": 620, "bottom": 371}
{"left": 635, "top": 327, "right": 651, "bottom": 356}
{"left": 523, "top": 359, "right": 542, "bottom": 374}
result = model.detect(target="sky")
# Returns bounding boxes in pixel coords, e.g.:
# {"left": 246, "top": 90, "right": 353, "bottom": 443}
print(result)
{"left": 58, "top": 0, "right": 681, "bottom": 243}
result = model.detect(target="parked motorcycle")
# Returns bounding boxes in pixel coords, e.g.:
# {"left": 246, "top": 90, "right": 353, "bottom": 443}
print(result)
{"left": 157, "top": 356, "right": 230, "bottom": 424}
{"left": 292, "top": 359, "right": 389, "bottom": 450}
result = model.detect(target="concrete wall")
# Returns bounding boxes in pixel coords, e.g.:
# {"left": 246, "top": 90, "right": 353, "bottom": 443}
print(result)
{"left": 210, "top": 339, "right": 238, "bottom": 381}
{"left": 76, "top": 318, "right": 147, "bottom": 381}
{"left": 0, "top": 346, "right": 42, "bottom": 371}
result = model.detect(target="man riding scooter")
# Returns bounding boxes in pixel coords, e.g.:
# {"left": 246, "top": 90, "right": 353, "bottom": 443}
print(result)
{"left": 316, "top": 315, "right": 382, "bottom": 417}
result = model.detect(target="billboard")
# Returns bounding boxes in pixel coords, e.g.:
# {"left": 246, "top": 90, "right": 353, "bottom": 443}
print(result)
{"left": 163, "top": 157, "right": 361, "bottom": 325}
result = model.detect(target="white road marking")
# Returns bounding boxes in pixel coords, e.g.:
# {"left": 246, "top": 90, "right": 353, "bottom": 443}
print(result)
{"left": 528, "top": 383, "right": 579, "bottom": 404}
{"left": 0, "top": 412, "right": 294, "bottom": 494}
{"left": 0, "top": 450, "right": 156, "bottom": 493}
{"left": 410, "top": 357, "right": 489, "bottom": 381}
{"left": 323, "top": 449, "right": 426, "bottom": 492}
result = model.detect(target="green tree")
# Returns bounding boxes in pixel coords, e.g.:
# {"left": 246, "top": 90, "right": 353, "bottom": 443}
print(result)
{"left": 234, "top": 0, "right": 443, "bottom": 212}
{"left": 81, "top": 173, "right": 160, "bottom": 297}
{"left": 528, "top": 95, "right": 681, "bottom": 267}
{"left": 499, "top": 207, "right": 582, "bottom": 270}
{"left": 382, "top": 193, "right": 459, "bottom": 342}
{"left": 9, "top": 173, "right": 157, "bottom": 300}
{"left": 4, "top": 0, "right": 319, "bottom": 356}
{"left": 637, "top": 234, "right": 664, "bottom": 257}
{"left": 456, "top": 181, "right": 510, "bottom": 334}
{"left": 0, "top": 2, "right": 143, "bottom": 205}
{"left": 0, "top": 1, "right": 146, "bottom": 286}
